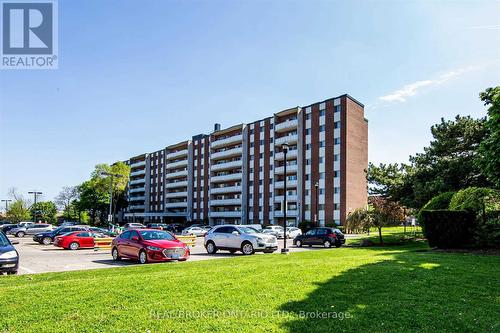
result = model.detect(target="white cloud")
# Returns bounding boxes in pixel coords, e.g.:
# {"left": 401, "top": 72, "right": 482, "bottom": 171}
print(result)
{"left": 378, "top": 66, "right": 477, "bottom": 104}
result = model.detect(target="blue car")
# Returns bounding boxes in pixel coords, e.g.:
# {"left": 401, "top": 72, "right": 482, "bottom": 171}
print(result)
{"left": 0, "top": 232, "right": 19, "bottom": 275}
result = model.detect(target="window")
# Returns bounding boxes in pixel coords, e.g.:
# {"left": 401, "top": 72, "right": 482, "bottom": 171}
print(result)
{"left": 334, "top": 187, "right": 340, "bottom": 194}
{"left": 319, "top": 125, "right": 325, "bottom": 132}
{"left": 305, "top": 229, "right": 316, "bottom": 236}
{"left": 305, "top": 189, "right": 309, "bottom": 195}
{"left": 334, "top": 203, "right": 340, "bottom": 210}
{"left": 306, "top": 128, "right": 311, "bottom": 135}
{"left": 120, "top": 231, "right": 131, "bottom": 239}
{"left": 319, "top": 141, "right": 325, "bottom": 147}
{"left": 319, "top": 157, "right": 324, "bottom": 164}
{"left": 334, "top": 121, "right": 340, "bottom": 129}
{"left": 334, "top": 154, "right": 339, "bottom": 161}
{"left": 319, "top": 172, "right": 325, "bottom": 179}
{"left": 334, "top": 138, "right": 340, "bottom": 145}
{"left": 306, "top": 144, "right": 312, "bottom": 150}
{"left": 260, "top": 140, "right": 264, "bottom": 145}
{"left": 335, "top": 105, "right": 341, "bottom": 113}
{"left": 334, "top": 171, "right": 340, "bottom": 178}
{"left": 76, "top": 232, "right": 91, "bottom": 237}
{"left": 319, "top": 110, "right": 325, "bottom": 117}
{"left": 306, "top": 159, "right": 311, "bottom": 165}
{"left": 250, "top": 142, "right": 254, "bottom": 148}
{"left": 317, "top": 228, "right": 328, "bottom": 235}
{"left": 319, "top": 189, "right": 325, "bottom": 195}
{"left": 250, "top": 129, "right": 254, "bottom": 135}
{"left": 306, "top": 113, "right": 311, "bottom": 120}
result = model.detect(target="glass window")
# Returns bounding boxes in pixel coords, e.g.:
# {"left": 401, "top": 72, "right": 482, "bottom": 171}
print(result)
{"left": 305, "top": 229, "right": 316, "bottom": 236}
{"left": 317, "top": 229, "right": 328, "bottom": 235}
{"left": 120, "top": 231, "right": 131, "bottom": 239}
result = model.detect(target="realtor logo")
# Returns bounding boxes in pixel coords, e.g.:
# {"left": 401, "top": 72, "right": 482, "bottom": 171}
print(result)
{"left": 1, "top": 0, "right": 58, "bottom": 69}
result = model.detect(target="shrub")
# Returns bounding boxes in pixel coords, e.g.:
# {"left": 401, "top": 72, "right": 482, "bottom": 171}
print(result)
{"left": 420, "top": 210, "right": 475, "bottom": 248}
{"left": 421, "top": 192, "right": 455, "bottom": 210}
{"left": 449, "top": 187, "right": 500, "bottom": 215}
{"left": 474, "top": 211, "right": 500, "bottom": 248}
{"left": 298, "top": 220, "right": 317, "bottom": 233}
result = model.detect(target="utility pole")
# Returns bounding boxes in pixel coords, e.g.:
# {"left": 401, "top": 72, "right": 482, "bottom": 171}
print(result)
{"left": 28, "top": 191, "right": 43, "bottom": 222}
{"left": 1, "top": 199, "right": 12, "bottom": 216}
{"left": 281, "top": 143, "right": 289, "bottom": 254}
{"left": 314, "top": 181, "right": 319, "bottom": 225}
{"left": 100, "top": 171, "right": 124, "bottom": 227}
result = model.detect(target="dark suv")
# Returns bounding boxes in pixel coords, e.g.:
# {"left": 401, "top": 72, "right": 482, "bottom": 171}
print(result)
{"left": 33, "top": 226, "right": 89, "bottom": 245}
{"left": 293, "top": 227, "right": 345, "bottom": 248}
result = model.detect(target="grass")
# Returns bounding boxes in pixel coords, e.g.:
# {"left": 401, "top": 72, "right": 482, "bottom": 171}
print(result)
{"left": 0, "top": 229, "right": 499, "bottom": 333}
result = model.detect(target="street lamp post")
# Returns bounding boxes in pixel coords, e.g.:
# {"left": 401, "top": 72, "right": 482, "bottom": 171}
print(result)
{"left": 1, "top": 199, "right": 12, "bottom": 216}
{"left": 100, "top": 171, "right": 124, "bottom": 227}
{"left": 281, "top": 143, "right": 289, "bottom": 254}
{"left": 28, "top": 191, "right": 42, "bottom": 222}
{"left": 314, "top": 181, "right": 319, "bottom": 225}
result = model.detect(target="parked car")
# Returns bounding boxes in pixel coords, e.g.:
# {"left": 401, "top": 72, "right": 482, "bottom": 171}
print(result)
{"left": 294, "top": 227, "right": 345, "bottom": 248}
{"left": 0, "top": 224, "right": 17, "bottom": 234}
{"left": 262, "top": 226, "right": 285, "bottom": 239}
{"left": 33, "top": 225, "right": 89, "bottom": 245}
{"left": 53, "top": 231, "right": 105, "bottom": 250}
{"left": 0, "top": 220, "right": 12, "bottom": 226}
{"left": 88, "top": 227, "right": 115, "bottom": 237}
{"left": 146, "top": 223, "right": 169, "bottom": 230}
{"left": 204, "top": 225, "right": 278, "bottom": 255}
{"left": 8, "top": 223, "right": 54, "bottom": 238}
{"left": 286, "top": 227, "right": 302, "bottom": 238}
{"left": 0, "top": 231, "right": 19, "bottom": 275}
{"left": 123, "top": 223, "right": 145, "bottom": 230}
{"left": 18, "top": 221, "right": 35, "bottom": 228}
{"left": 59, "top": 221, "right": 81, "bottom": 227}
{"left": 111, "top": 229, "right": 190, "bottom": 264}
{"left": 166, "top": 223, "right": 184, "bottom": 233}
{"left": 182, "top": 226, "right": 208, "bottom": 237}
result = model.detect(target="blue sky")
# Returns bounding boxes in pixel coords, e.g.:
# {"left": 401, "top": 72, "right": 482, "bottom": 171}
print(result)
{"left": 1, "top": 0, "right": 499, "bottom": 203}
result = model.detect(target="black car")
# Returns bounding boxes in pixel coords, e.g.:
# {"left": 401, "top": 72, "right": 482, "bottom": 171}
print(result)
{"left": 0, "top": 231, "right": 19, "bottom": 275}
{"left": 0, "top": 224, "right": 17, "bottom": 234}
{"left": 33, "top": 225, "right": 89, "bottom": 245}
{"left": 294, "top": 227, "right": 345, "bottom": 248}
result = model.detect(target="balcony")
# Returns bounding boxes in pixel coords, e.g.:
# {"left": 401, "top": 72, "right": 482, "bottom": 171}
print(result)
{"left": 275, "top": 119, "right": 298, "bottom": 132}
{"left": 130, "top": 160, "right": 146, "bottom": 168}
{"left": 211, "top": 134, "right": 243, "bottom": 149}
{"left": 211, "top": 146, "right": 242, "bottom": 160}
{"left": 209, "top": 211, "right": 242, "bottom": 218}
{"left": 166, "top": 159, "right": 188, "bottom": 169}
{"left": 166, "top": 191, "right": 188, "bottom": 198}
{"left": 129, "top": 178, "right": 145, "bottom": 186}
{"left": 274, "top": 210, "right": 299, "bottom": 218}
{"left": 129, "top": 204, "right": 145, "bottom": 210}
{"left": 167, "top": 149, "right": 188, "bottom": 160}
{"left": 274, "top": 164, "right": 298, "bottom": 175}
{"left": 274, "top": 149, "right": 298, "bottom": 160}
{"left": 129, "top": 187, "right": 145, "bottom": 193}
{"left": 211, "top": 173, "right": 242, "bottom": 183}
{"left": 274, "top": 195, "right": 298, "bottom": 203}
{"left": 274, "top": 179, "right": 298, "bottom": 189}
{"left": 130, "top": 169, "right": 145, "bottom": 177}
{"left": 166, "top": 180, "right": 188, "bottom": 188}
{"left": 165, "top": 201, "right": 188, "bottom": 208}
{"left": 165, "top": 169, "right": 188, "bottom": 179}
{"left": 211, "top": 159, "right": 242, "bottom": 172}
{"left": 129, "top": 195, "right": 146, "bottom": 202}
{"left": 209, "top": 198, "right": 242, "bottom": 206}
{"left": 210, "top": 185, "right": 242, "bottom": 194}
{"left": 275, "top": 134, "right": 298, "bottom": 146}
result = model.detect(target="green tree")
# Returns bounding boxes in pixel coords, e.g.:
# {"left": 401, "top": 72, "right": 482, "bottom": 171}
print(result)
{"left": 369, "top": 196, "right": 406, "bottom": 244}
{"left": 76, "top": 181, "right": 108, "bottom": 225}
{"left": 478, "top": 86, "right": 500, "bottom": 188}
{"left": 449, "top": 187, "right": 500, "bottom": 216}
{"left": 31, "top": 201, "right": 58, "bottom": 223}
{"left": 6, "top": 199, "right": 31, "bottom": 223}
{"left": 91, "top": 162, "right": 130, "bottom": 216}
{"left": 345, "top": 207, "right": 371, "bottom": 234}
{"left": 54, "top": 186, "right": 78, "bottom": 220}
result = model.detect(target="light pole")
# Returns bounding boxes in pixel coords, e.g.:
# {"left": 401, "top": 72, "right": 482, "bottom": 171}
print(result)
{"left": 314, "top": 181, "right": 319, "bottom": 225}
{"left": 100, "top": 171, "right": 124, "bottom": 227}
{"left": 28, "top": 191, "right": 42, "bottom": 222}
{"left": 1, "top": 199, "right": 12, "bottom": 216}
{"left": 281, "top": 143, "right": 289, "bottom": 254}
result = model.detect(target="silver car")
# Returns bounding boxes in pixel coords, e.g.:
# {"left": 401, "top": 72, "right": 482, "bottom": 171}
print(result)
{"left": 8, "top": 223, "right": 54, "bottom": 237}
{"left": 204, "top": 225, "right": 278, "bottom": 255}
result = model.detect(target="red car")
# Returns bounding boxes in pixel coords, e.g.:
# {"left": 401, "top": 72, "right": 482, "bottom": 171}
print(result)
{"left": 111, "top": 229, "right": 190, "bottom": 264}
{"left": 53, "top": 231, "right": 98, "bottom": 250}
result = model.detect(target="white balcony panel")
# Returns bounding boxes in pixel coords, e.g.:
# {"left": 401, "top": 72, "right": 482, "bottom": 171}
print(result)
{"left": 166, "top": 191, "right": 188, "bottom": 198}
{"left": 129, "top": 204, "right": 145, "bottom": 210}
{"left": 129, "top": 178, "right": 145, "bottom": 185}
{"left": 129, "top": 187, "right": 145, "bottom": 193}
{"left": 210, "top": 198, "right": 242, "bottom": 206}
{"left": 130, "top": 161, "right": 146, "bottom": 168}
{"left": 274, "top": 180, "right": 298, "bottom": 189}
{"left": 210, "top": 134, "right": 243, "bottom": 149}
{"left": 274, "top": 149, "right": 298, "bottom": 160}
{"left": 165, "top": 170, "right": 188, "bottom": 179}
{"left": 274, "top": 195, "right": 298, "bottom": 203}
{"left": 211, "top": 147, "right": 242, "bottom": 160}
{"left": 274, "top": 210, "right": 299, "bottom": 217}
{"left": 210, "top": 185, "right": 242, "bottom": 194}
{"left": 130, "top": 169, "right": 145, "bottom": 177}
{"left": 129, "top": 196, "right": 146, "bottom": 201}
{"left": 209, "top": 211, "right": 243, "bottom": 218}
{"left": 211, "top": 160, "right": 242, "bottom": 172}
{"left": 165, "top": 202, "right": 188, "bottom": 208}
{"left": 167, "top": 149, "right": 188, "bottom": 160}
{"left": 275, "top": 134, "right": 298, "bottom": 146}
{"left": 166, "top": 159, "right": 188, "bottom": 169}
{"left": 275, "top": 119, "right": 298, "bottom": 132}
{"left": 211, "top": 173, "right": 243, "bottom": 183}
{"left": 166, "top": 180, "right": 188, "bottom": 189}
{"left": 274, "top": 164, "right": 298, "bottom": 175}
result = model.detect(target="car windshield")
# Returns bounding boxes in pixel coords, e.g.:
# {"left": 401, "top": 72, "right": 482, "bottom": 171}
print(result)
{"left": 0, "top": 233, "right": 10, "bottom": 246}
{"left": 139, "top": 230, "right": 175, "bottom": 241}
{"left": 238, "top": 227, "right": 258, "bottom": 234}
{"left": 61, "top": 232, "right": 75, "bottom": 236}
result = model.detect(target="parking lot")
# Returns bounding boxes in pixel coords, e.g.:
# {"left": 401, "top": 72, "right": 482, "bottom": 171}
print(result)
{"left": 9, "top": 234, "right": 348, "bottom": 275}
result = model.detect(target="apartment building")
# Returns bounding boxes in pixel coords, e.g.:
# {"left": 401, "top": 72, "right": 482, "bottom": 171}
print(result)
{"left": 121, "top": 94, "right": 368, "bottom": 226}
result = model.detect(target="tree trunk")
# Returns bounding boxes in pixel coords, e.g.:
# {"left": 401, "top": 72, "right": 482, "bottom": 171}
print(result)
{"left": 378, "top": 227, "right": 383, "bottom": 244}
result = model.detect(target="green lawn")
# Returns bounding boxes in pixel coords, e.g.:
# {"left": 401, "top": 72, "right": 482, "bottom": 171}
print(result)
{"left": 0, "top": 238, "right": 499, "bottom": 332}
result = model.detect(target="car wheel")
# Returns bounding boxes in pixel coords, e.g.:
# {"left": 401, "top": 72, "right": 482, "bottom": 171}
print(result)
{"left": 335, "top": 242, "right": 342, "bottom": 248}
{"left": 16, "top": 231, "right": 25, "bottom": 238}
{"left": 241, "top": 242, "right": 255, "bottom": 255}
{"left": 7, "top": 271, "right": 17, "bottom": 275}
{"left": 42, "top": 237, "right": 52, "bottom": 245}
{"left": 229, "top": 250, "right": 236, "bottom": 254}
{"left": 296, "top": 239, "right": 302, "bottom": 247}
{"left": 69, "top": 242, "right": 80, "bottom": 250}
{"left": 112, "top": 247, "right": 121, "bottom": 261}
{"left": 323, "top": 240, "right": 332, "bottom": 248}
{"left": 206, "top": 241, "right": 217, "bottom": 254}
{"left": 138, "top": 250, "right": 148, "bottom": 264}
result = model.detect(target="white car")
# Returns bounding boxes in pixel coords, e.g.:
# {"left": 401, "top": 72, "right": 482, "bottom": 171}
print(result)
{"left": 204, "top": 225, "right": 278, "bottom": 255}
{"left": 286, "top": 227, "right": 302, "bottom": 238}
{"left": 262, "top": 225, "right": 285, "bottom": 239}
{"left": 182, "top": 226, "right": 207, "bottom": 237}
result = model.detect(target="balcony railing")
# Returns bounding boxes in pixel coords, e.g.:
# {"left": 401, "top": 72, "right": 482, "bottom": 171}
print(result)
{"left": 210, "top": 185, "right": 242, "bottom": 194}
{"left": 166, "top": 191, "right": 188, "bottom": 198}
{"left": 209, "top": 198, "right": 242, "bottom": 206}
{"left": 209, "top": 211, "right": 243, "bottom": 218}
{"left": 274, "top": 164, "right": 298, "bottom": 175}
{"left": 274, "top": 180, "right": 298, "bottom": 189}
{"left": 129, "top": 187, "right": 145, "bottom": 193}
{"left": 211, "top": 159, "right": 242, "bottom": 172}
{"left": 165, "top": 170, "right": 188, "bottom": 179}
{"left": 275, "top": 119, "right": 298, "bottom": 132}
{"left": 211, "top": 146, "right": 242, "bottom": 160}
{"left": 129, "top": 204, "right": 145, "bottom": 210}
{"left": 129, "top": 178, "right": 145, "bottom": 185}
{"left": 210, "top": 134, "right": 243, "bottom": 149}
{"left": 166, "top": 180, "right": 188, "bottom": 188}
{"left": 275, "top": 134, "right": 298, "bottom": 146}
{"left": 166, "top": 149, "right": 188, "bottom": 160}
{"left": 130, "top": 169, "right": 145, "bottom": 177}
{"left": 165, "top": 202, "right": 188, "bottom": 208}
{"left": 130, "top": 160, "right": 146, "bottom": 168}
{"left": 274, "top": 210, "right": 299, "bottom": 217}
{"left": 166, "top": 159, "right": 188, "bottom": 170}
{"left": 274, "top": 195, "right": 298, "bottom": 203}
{"left": 129, "top": 195, "right": 146, "bottom": 202}
{"left": 274, "top": 149, "right": 298, "bottom": 160}
{"left": 211, "top": 173, "right": 243, "bottom": 183}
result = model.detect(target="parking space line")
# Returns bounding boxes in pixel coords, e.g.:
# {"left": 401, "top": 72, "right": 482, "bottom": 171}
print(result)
{"left": 19, "top": 266, "right": 36, "bottom": 274}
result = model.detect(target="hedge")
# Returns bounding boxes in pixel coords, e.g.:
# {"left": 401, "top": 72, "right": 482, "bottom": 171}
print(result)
{"left": 420, "top": 210, "right": 475, "bottom": 248}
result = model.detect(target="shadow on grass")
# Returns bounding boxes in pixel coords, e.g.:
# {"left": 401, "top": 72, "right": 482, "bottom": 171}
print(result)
{"left": 279, "top": 246, "right": 499, "bottom": 333}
